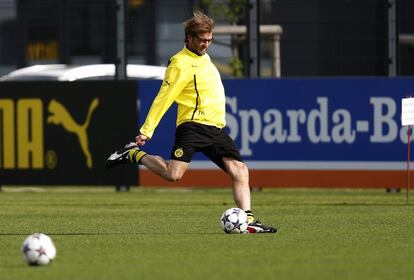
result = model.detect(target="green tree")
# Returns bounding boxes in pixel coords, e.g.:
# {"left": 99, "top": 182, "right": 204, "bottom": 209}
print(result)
{"left": 202, "top": 0, "right": 246, "bottom": 77}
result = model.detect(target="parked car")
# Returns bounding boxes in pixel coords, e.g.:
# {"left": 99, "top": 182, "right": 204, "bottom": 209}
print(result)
{"left": 0, "top": 64, "right": 167, "bottom": 81}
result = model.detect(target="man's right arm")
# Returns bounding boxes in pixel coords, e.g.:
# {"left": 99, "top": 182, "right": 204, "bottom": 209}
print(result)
{"left": 138, "top": 62, "right": 189, "bottom": 140}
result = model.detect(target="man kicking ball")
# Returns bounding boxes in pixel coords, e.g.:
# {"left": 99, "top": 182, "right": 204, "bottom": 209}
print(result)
{"left": 106, "top": 10, "right": 276, "bottom": 234}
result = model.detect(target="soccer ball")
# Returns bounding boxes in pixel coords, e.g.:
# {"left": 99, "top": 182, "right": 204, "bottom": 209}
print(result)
{"left": 21, "top": 233, "right": 56, "bottom": 266}
{"left": 220, "top": 208, "right": 248, "bottom": 234}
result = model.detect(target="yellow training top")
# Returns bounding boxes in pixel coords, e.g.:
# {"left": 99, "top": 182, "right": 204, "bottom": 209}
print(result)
{"left": 140, "top": 46, "right": 226, "bottom": 139}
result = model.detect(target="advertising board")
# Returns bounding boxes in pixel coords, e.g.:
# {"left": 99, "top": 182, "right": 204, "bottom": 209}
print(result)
{"left": 138, "top": 78, "right": 414, "bottom": 188}
{"left": 0, "top": 82, "right": 138, "bottom": 185}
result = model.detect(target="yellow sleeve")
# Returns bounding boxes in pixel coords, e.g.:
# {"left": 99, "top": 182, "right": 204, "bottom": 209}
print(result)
{"left": 139, "top": 64, "right": 189, "bottom": 139}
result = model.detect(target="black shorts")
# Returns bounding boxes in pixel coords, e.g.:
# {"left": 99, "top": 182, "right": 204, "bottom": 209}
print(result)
{"left": 170, "top": 122, "right": 243, "bottom": 171}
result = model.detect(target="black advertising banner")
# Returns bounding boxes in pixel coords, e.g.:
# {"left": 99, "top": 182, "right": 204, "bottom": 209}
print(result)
{"left": 0, "top": 81, "right": 138, "bottom": 186}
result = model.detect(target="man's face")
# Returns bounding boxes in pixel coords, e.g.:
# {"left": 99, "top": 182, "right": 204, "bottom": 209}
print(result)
{"left": 187, "top": 32, "right": 213, "bottom": 56}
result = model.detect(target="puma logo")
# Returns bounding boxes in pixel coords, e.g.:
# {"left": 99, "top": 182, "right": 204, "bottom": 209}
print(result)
{"left": 47, "top": 98, "right": 99, "bottom": 168}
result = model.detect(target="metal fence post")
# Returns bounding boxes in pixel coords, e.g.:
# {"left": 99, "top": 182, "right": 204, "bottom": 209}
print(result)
{"left": 116, "top": 0, "right": 127, "bottom": 80}
{"left": 388, "top": 0, "right": 397, "bottom": 77}
{"left": 247, "top": 0, "right": 260, "bottom": 78}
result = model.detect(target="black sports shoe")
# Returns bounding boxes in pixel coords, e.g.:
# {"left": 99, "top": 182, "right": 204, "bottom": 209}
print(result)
{"left": 105, "top": 142, "right": 138, "bottom": 169}
{"left": 247, "top": 220, "right": 277, "bottom": 233}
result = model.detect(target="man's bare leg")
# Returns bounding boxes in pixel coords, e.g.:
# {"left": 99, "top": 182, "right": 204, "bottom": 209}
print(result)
{"left": 223, "top": 157, "right": 251, "bottom": 211}
{"left": 141, "top": 156, "right": 189, "bottom": 182}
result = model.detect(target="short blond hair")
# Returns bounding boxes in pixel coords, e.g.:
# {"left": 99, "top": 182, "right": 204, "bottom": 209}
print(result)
{"left": 183, "top": 10, "right": 214, "bottom": 42}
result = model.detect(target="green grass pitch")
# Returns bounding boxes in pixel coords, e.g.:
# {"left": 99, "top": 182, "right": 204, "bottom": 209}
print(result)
{"left": 1, "top": 187, "right": 414, "bottom": 280}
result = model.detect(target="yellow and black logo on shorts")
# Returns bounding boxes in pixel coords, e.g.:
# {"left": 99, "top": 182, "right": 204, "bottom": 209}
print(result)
{"left": 174, "top": 147, "right": 184, "bottom": 158}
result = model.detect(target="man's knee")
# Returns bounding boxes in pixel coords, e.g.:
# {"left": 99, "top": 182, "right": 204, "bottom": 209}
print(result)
{"left": 235, "top": 161, "right": 249, "bottom": 177}
{"left": 166, "top": 168, "right": 186, "bottom": 182}
{"left": 163, "top": 160, "right": 188, "bottom": 182}
{"left": 225, "top": 159, "right": 248, "bottom": 177}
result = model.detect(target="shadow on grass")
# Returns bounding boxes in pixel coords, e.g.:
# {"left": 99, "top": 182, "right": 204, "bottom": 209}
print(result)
{"left": 0, "top": 232, "right": 223, "bottom": 236}
{"left": 277, "top": 202, "right": 414, "bottom": 207}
